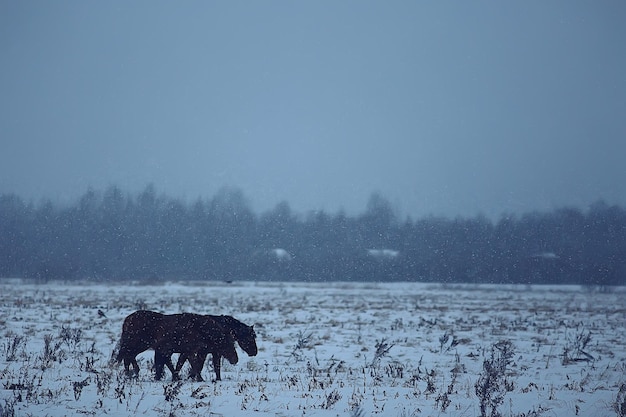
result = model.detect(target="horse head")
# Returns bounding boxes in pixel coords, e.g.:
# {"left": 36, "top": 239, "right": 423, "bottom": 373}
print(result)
{"left": 222, "top": 315, "right": 258, "bottom": 356}
{"left": 237, "top": 324, "right": 258, "bottom": 356}
{"left": 220, "top": 332, "right": 239, "bottom": 365}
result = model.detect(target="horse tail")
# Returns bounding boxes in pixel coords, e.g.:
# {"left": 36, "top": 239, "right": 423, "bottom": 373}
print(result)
{"left": 115, "top": 312, "right": 138, "bottom": 364}
{"left": 111, "top": 338, "right": 122, "bottom": 365}
{"left": 114, "top": 322, "right": 134, "bottom": 363}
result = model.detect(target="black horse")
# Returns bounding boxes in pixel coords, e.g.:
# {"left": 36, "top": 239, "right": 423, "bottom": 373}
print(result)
{"left": 116, "top": 310, "right": 238, "bottom": 381}
{"left": 154, "top": 314, "right": 257, "bottom": 381}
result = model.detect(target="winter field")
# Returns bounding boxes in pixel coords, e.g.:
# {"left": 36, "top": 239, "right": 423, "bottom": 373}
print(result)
{"left": 1, "top": 279, "right": 625, "bottom": 417}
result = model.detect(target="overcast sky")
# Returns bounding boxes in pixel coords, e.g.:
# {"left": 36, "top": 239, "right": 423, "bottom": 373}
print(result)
{"left": 1, "top": 2, "right": 625, "bottom": 219}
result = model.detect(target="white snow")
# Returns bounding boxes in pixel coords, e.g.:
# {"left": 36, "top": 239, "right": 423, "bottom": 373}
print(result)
{"left": 367, "top": 249, "right": 400, "bottom": 258}
{"left": 270, "top": 248, "right": 292, "bottom": 261}
{"left": 533, "top": 252, "right": 560, "bottom": 259}
{"left": 1, "top": 279, "right": 625, "bottom": 416}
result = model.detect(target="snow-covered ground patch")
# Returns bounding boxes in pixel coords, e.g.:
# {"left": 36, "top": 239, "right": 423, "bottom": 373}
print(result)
{"left": 1, "top": 280, "right": 625, "bottom": 416}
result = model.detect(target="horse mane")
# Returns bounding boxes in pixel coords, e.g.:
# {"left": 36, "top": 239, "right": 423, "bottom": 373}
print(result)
{"left": 214, "top": 315, "right": 256, "bottom": 345}
{"left": 219, "top": 314, "right": 241, "bottom": 327}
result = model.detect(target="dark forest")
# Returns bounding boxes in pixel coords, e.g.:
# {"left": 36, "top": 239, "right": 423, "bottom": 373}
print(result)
{"left": 1, "top": 185, "right": 624, "bottom": 286}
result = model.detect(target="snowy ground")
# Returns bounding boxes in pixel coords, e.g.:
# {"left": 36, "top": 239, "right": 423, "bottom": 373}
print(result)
{"left": 1, "top": 279, "right": 625, "bottom": 417}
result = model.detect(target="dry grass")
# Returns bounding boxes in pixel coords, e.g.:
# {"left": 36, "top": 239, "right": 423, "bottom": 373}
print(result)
{"left": 0, "top": 280, "right": 625, "bottom": 417}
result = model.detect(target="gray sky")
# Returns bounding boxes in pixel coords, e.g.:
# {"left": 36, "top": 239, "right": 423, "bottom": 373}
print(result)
{"left": 2, "top": 2, "right": 625, "bottom": 219}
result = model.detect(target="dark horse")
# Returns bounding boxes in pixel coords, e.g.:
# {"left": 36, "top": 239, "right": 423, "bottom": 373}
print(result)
{"left": 154, "top": 314, "right": 257, "bottom": 381}
{"left": 116, "top": 310, "right": 238, "bottom": 381}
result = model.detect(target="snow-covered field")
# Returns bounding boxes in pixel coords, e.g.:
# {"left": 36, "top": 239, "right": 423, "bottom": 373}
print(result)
{"left": 1, "top": 279, "right": 625, "bottom": 417}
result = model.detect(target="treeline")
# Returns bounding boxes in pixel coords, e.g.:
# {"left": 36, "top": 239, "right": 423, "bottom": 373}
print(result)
{"left": 0, "top": 185, "right": 625, "bottom": 285}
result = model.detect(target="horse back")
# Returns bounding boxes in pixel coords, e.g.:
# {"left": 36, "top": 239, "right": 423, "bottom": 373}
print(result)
{"left": 118, "top": 310, "right": 165, "bottom": 360}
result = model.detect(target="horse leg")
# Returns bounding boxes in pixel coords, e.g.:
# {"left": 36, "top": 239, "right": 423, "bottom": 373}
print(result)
{"left": 188, "top": 354, "right": 205, "bottom": 382}
{"left": 123, "top": 357, "right": 140, "bottom": 377}
{"left": 154, "top": 351, "right": 167, "bottom": 381}
{"left": 131, "top": 358, "right": 140, "bottom": 376}
{"left": 181, "top": 352, "right": 209, "bottom": 381}
{"left": 212, "top": 354, "right": 222, "bottom": 381}
{"left": 175, "top": 353, "right": 188, "bottom": 376}
{"left": 163, "top": 355, "right": 179, "bottom": 381}
{"left": 122, "top": 358, "right": 131, "bottom": 375}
